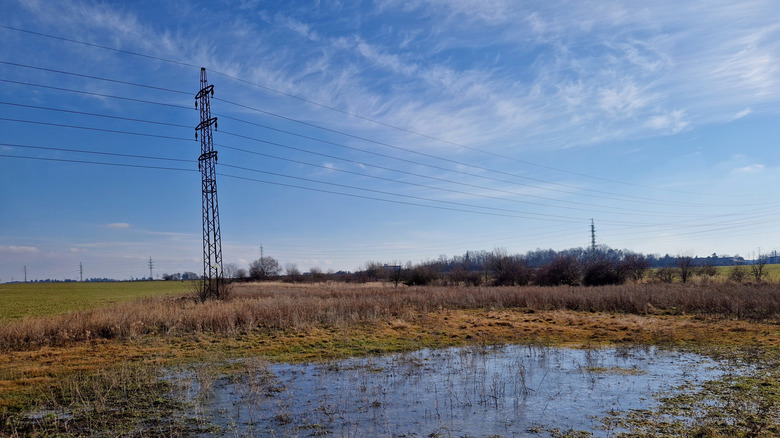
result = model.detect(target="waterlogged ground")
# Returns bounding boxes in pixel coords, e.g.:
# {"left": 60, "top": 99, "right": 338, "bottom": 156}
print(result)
{"left": 186, "top": 345, "right": 725, "bottom": 437}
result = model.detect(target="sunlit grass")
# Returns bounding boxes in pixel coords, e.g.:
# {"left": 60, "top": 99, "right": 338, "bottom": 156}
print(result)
{"left": 0, "top": 281, "right": 191, "bottom": 321}
{"left": 2, "top": 280, "right": 780, "bottom": 435}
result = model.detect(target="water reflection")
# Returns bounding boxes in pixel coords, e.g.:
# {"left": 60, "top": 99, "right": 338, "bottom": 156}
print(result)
{"left": 192, "top": 345, "right": 722, "bottom": 437}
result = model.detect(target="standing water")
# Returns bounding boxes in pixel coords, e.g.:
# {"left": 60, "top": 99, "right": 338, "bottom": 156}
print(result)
{"left": 189, "top": 345, "right": 723, "bottom": 437}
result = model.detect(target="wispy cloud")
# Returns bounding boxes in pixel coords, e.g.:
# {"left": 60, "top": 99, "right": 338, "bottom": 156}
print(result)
{"left": 0, "top": 245, "right": 40, "bottom": 254}
{"left": 730, "top": 107, "right": 753, "bottom": 121}
{"left": 734, "top": 163, "right": 765, "bottom": 174}
{"left": 104, "top": 222, "right": 131, "bottom": 229}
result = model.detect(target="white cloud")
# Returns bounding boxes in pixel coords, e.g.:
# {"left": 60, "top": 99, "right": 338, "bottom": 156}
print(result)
{"left": 646, "top": 110, "right": 689, "bottom": 134}
{"left": 0, "top": 245, "right": 40, "bottom": 254}
{"left": 104, "top": 222, "right": 131, "bottom": 229}
{"left": 598, "top": 81, "right": 650, "bottom": 118}
{"left": 734, "top": 163, "right": 765, "bottom": 173}
{"left": 731, "top": 107, "right": 753, "bottom": 121}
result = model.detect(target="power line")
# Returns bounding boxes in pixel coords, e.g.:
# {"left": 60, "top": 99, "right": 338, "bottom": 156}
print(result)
{"left": 0, "top": 118, "right": 764, "bottom": 224}
{"left": 0, "top": 60, "right": 190, "bottom": 95}
{"left": 0, "top": 117, "right": 191, "bottom": 141}
{"left": 6, "top": 141, "right": 772, "bottom": 229}
{"left": 0, "top": 142, "right": 192, "bottom": 163}
{"left": 1, "top": 47, "right": 773, "bottom": 239}
{"left": 215, "top": 143, "right": 706, "bottom": 218}
{"left": 0, "top": 77, "right": 729, "bottom": 210}
{"left": 216, "top": 127, "right": 755, "bottom": 209}
{"left": 217, "top": 172, "right": 563, "bottom": 221}
{"left": 6, "top": 74, "right": 644, "bottom": 204}
{"left": 0, "top": 71, "right": 762, "bottom": 209}
{"left": 0, "top": 78, "right": 191, "bottom": 110}
{"left": 0, "top": 153, "right": 196, "bottom": 172}
{"left": 0, "top": 101, "right": 190, "bottom": 128}
{"left": 0, "top": 34, "right": 724, "bottom": 198}
{"left": 214, "top": 99, "right": 755, "bottom": 207}
{"left": 0, "top": 25, "right": 201, "bottom": 69}
{"left": 1, "top": 75, "right": 667, "bottom": 206}
{"left": 1, "top": 109, "right": 769, "bottom": 226}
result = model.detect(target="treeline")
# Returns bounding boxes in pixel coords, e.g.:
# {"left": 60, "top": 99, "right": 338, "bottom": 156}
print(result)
{"left": 223, "top": 246, "right": 772, "bottom": 287}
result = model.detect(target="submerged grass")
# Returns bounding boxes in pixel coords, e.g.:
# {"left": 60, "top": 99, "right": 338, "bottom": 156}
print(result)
{"left": 603, "top": 348, "right": 780, "bottom": 437}
{"left": 1, "top": 281, "right": 780, "bottom": 436}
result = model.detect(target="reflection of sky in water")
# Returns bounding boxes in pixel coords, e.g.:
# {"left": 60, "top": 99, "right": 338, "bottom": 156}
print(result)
{"left": 195, "top": 345, "right": 723, "bottom": 437}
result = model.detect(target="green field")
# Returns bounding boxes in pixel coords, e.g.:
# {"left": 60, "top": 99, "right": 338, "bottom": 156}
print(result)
{"left": 714, "top": 263, "right": 780, "bottom": 279}
{"left": 0, "top": 281, "right": 192, "bottom": 321}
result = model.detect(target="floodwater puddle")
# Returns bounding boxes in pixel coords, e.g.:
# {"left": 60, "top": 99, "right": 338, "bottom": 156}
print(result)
{"left": 187, "top": 345, "right": 724, "bottom": 437}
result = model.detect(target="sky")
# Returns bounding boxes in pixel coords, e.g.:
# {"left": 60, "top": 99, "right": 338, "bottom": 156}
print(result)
{"left": 1, "top": 0, "right": 779, "bottom": 282}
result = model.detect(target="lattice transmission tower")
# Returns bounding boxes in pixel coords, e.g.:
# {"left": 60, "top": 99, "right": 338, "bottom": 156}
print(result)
{"left": 195, "top": 67, "right": 224, "bottom": 299}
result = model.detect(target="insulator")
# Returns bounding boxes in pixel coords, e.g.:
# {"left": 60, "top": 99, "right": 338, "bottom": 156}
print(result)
{"left": 195, "top": 101, "right": 198, "bottom": 109}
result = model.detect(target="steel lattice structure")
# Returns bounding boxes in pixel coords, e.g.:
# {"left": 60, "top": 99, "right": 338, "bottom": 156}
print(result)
{"left": 195, "top": 67, "right": 223, "bottom": 299}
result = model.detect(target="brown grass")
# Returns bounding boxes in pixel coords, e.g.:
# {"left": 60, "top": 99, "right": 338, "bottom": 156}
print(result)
{"left": 2, "top": 281, "right": 779, "bottom": 352}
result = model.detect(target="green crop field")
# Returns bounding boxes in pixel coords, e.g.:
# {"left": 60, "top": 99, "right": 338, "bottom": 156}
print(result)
{"left": 0, "top": 281, "right": 192, "bottom": 321}
{"left": 714, "top": 263, "right": 780, "bottom": 279}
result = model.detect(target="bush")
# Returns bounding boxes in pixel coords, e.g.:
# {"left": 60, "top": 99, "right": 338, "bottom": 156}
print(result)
{"left": 582, "top": 259, "right": 625, "bottom": 286}
{"left": 448, "top": 264, "right": 482, "bottom": 286}
{"left": 618, "top": 253, "right": 651, "bottom": 282}
{"left": 655, "top": 267, "right": 676, "bottom": 283}
{"left": 403, "top": 265, "right": 438, "bottom": 286}
{"left": 535, "top": 255, "right": 581, "bottom": 286}
{"left": 729, "top": 264, "right": 748, "bottom": 283}
{"left": 490, "top": 254, "right": 532, "bottom": 286}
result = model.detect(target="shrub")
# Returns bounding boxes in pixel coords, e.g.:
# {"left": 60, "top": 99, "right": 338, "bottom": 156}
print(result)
{"left": 535, "top": 255, "right": 581, "bottom": 286}
{"left": 582, "top": 259, "right": 625, "bottom": 286}
{"left": 655, "top": 267, "right": 676, "bottom": 283}
{"left": 490, "top": 254, "right": 532, "bottom": 286}
{"left": 403, "top": 264, "right": 438, "bottom": 286}
{"left": 728, "top": 265, "right": 748, "bottom": 283}
{"left": 617, "top": 253, "right": 651, "bottom": 282}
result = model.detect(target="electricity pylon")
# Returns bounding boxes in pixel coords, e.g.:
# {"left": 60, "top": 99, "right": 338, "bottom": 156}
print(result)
{"left": 195, "top": 67, "right": 224, "bottom": 299}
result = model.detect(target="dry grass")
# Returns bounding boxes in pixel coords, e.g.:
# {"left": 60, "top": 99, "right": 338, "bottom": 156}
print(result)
{"left": 2, "top": 281, "right": 779, "bottom": 352}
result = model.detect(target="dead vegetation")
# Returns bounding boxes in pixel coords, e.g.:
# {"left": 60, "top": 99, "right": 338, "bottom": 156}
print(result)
{"left": 2, "top": 281, "right": 779, "bottom": 352}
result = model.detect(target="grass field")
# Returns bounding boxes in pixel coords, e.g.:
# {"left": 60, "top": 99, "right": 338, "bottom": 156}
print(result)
{"left": 0, "top": 281, "right": 191, "bottom": 321}
{"left": 1, "top": 280, "right": 780, "bottom": 436}
{"left": 715, "top": 262, "right": 780, "bottom": 279}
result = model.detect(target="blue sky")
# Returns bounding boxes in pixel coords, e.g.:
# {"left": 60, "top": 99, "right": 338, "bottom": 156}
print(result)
{"left": 1, "top": 0, "right": 779, "bottom": 281}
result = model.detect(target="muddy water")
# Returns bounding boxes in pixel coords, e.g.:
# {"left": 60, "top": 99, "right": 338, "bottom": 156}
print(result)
{"left": 193, "top": 345, "right": 723, "bottom": 437}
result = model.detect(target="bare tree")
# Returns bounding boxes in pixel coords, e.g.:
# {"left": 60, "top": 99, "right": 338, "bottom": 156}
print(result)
{"left": 223, "top": 263, "right": 239, "bottom": 281}
{"left": 535, "top": 254, "right": 581, "bottom": 286}
{"left": 284, "top": 263, "right": 303, "bottom": 283}
{"left": 361, "top": 261, "right": 384, "bottom": 283}
{"left": 490, "top": 248, "right": 531, "bottom": 286}
{"left": 618, "top": 253, "right": 651, "bottom": 282}
{"left": 655, "top": 267, "right": 676, "bottom": 283}
{"left": 309, "top": 266, "right": 326, "bottom": 283}
{"left": 677, "top": 256, "right": 695, "bottom": 284}
{"left": 249, "top": 256, "right": 280, "bottom": 281}
{"left": 583, "top": 257, "right": 625, "bottom": 286}
{"left": 750, "top": 255, "right": 769, "bottom": 282}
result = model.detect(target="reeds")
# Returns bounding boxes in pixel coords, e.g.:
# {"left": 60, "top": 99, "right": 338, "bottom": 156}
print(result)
{"left": 2, "top": 282, "right": 779, "bottom": 352}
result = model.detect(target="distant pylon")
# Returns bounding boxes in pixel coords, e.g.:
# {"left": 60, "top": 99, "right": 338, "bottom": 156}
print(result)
{"left": 195, "top": 67, "right": 224, "bottom": 299}
{"left": 590, "top": 219, "right": 596, "bottom": 253}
